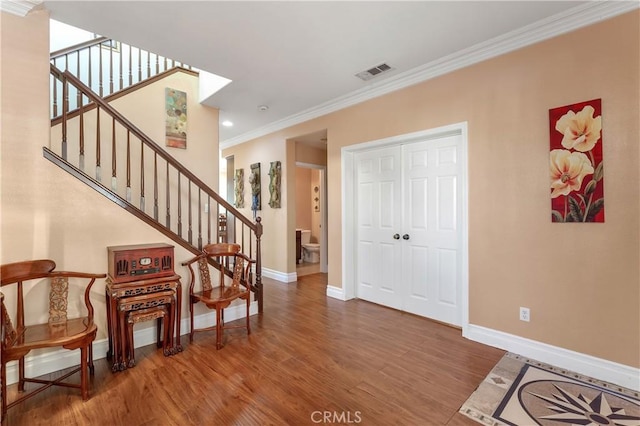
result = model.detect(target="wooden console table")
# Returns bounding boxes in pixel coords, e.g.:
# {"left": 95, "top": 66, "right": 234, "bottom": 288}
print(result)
{"left": 105, "top": 274, "right": 182, "bottom": 372}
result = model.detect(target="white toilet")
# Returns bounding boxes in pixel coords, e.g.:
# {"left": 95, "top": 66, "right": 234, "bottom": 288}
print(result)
{"left": 300, "top": 230, "right": 320, "bottom": 264}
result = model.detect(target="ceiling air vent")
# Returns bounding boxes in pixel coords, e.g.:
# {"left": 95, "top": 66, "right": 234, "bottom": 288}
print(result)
{"left": 355, "top": 63, "right": 394, "bottom": 81}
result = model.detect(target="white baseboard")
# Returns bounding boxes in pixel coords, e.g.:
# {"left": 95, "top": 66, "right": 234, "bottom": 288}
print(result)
{"left": 326, "top": 285, "right": 347, "bottom": 300}
{"left": 261, "top": 267, "right": 297, "bottom": 283}
{"left": 4, "top": 301, "right": 258, "bottom": 385}
{"left": 465, "top": 324, "right": 640, "bottom": 391}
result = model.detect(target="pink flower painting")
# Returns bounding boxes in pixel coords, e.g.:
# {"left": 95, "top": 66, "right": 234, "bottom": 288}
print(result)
{"left": 549, "top": 99, "right": 604, "bottom": 222}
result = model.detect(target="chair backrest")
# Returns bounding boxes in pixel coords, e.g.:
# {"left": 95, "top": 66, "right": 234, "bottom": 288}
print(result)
{"left": 0, "top": 260, "right": 102, "bottom": 342}
{"left": 187, "top": 243, "right": 252, "bottom": 292}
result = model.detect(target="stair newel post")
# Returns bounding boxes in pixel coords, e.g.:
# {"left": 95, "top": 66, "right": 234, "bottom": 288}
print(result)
{"left": 111, "top": 117, "right": 117, "bottom": 191}
{"left": 153, "top": 153, "right": 158, "bottom": 221}
{"left": 197, "top": 188, "right": 202, "bottom": 250}
{"left": 126, "top": 131, "right": 131, "bottom": 202}
{"left": 95, "top": 106, "right": 101, "bottom": 181}
{"left": 207, "top": 195, "right": 211, "bottom": 245}
{"left": 61, "top": 76, "right": 68, "bottom": 160}
{"left": 255, "top": 217, "right": 263, "bottom": 313}
{"left": 188, "top": 181, "right": 193, "bottom": 244}
{"left": 139, "top": 142, "right": 145, "bottom": 212}
{"left": 165, "top": 163, "right": 171, "bottom": 228}
{"left": 177, "top": 172, "right": 182, "bottom": 238}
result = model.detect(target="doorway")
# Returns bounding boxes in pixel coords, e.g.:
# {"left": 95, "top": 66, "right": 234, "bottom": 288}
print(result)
{"left": 295, "top": 163, "right": 328, "bottom": 275}
{"left": 342, "top": 123, "right": 468, "bottom": 328}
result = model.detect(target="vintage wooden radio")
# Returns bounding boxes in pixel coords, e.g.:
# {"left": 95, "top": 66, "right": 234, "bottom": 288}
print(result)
{"left": 107, "top": 243, "right": 175, "bottom": 283}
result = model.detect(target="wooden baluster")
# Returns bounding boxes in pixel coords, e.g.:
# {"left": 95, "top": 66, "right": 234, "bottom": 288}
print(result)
{"left": 188, "top": 182, "right": 193, "bottom": 244}
{"left": 166, "top": 163, "right": 171, "bottom": 228}
{"left": 65, "top": 54, "right": 68, "bottom": 72}
{"left": 146, "top": 51, "right": 150, "bottom": 78}
{"left": 62, "top": 77, "right": 68, "bottom": 160}
{"left": 111, "top": 117, "right": 117, "bottom": 191}
{"left": 109, "top": 40, "right": 113, "bottom": 94}
{"left": 52, "top": 72, "right": 58, "bottom": 118}
{"left": 79, "top": 100, "right": 85, "bottom": 171}
{"left": 155, "top": 53, "right": 159, "bottom": 75}
{"left": 163, "top": 57, "right": 167, "bottom": 72}
{"left": 88, "top": 44, "right": 93, "bottom": 93}
{"left": 171, "top": 59, "right": 175, "bottom": 68}
{"left": 153, "top": 153, "right": 158, "bottom": 220}
{"left": 126, "top": 131, "right": 131, "bottom": 202}
{"left": 177, "top": 172, "right": 182, "bottom": 237}
{"left": 140, "top": 143, "right": 145, "bottom": 211}
{"left": 119, "top": 41, "right": 123, "bottom": 90}
{"left": 128, "top": 44, "right": 132, "bottom": 86}
{"left": 138, "top": 48, "right": 142, "bottom": 82}
{"left": 96, "top": 106, "right": 101, "bottom": 181}
{"left": 99, "top": 44, "right": 103, "bottom": 97}
{"left": 76, "top": 51, "right": 81, "bottom": 109}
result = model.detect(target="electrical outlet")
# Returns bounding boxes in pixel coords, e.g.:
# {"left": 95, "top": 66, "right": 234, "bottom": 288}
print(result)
{"left": 519, "top": 307, "right": 530, "bottom": 322}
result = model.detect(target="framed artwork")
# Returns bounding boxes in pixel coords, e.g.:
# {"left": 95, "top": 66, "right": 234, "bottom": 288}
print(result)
{"left": 549, "top": 98, "right": 604, "bottom": 222}
{"left": 165, "top": 88, "right": 187, "bottom": 149}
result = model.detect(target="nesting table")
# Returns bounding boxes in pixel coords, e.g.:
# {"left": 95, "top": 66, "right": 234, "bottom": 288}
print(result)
{"left": 105, "top": 274, "right": 182, "bottom": 372}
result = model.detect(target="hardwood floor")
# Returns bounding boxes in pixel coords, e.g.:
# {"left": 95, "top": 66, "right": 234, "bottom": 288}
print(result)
{"left": 4, "top": 274, "right": 504, "bottom": 425}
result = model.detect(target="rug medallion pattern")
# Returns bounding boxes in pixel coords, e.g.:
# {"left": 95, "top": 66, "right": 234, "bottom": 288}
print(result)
{"left": 460, "top": 353, "right": 640, "bottom": 426}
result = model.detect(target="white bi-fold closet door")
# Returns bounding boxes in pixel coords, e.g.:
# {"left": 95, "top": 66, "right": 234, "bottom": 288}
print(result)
{"left": 355, "top": 133, "right": 463, "bottom": 326}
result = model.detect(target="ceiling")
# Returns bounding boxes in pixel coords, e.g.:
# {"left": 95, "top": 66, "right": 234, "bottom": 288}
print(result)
{"left": 41, "top": 1, "right": 631, "bottom": 148}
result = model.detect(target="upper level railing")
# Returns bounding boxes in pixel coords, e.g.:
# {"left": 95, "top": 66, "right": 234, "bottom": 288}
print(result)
{"left": 50, "top": 36, "right": 193, "bottom": 118}
{"left": 47, "top": 65, "right": 263, "bottom": 311}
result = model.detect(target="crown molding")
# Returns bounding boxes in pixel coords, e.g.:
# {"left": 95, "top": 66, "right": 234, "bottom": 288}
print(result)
{"left": 0, "top": 0, "right": 42, "bottom": 17}
{"left": 220, "top": 1, "right": 639, "bottom": 150}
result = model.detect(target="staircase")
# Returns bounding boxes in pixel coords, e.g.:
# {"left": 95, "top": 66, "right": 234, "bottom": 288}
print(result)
{"left": 47, "top": 37, "right": 263, "bottom": 311}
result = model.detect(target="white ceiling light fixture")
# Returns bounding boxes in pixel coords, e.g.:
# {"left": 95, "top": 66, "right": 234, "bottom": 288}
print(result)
{"left": 257, "top": 105, "right": 269, "bottom": 112}
{"left": 222, "top": 120, "right": 233, "bottom": 127}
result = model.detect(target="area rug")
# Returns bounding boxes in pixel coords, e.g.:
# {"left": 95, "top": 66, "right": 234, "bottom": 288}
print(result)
{"left": 459, "top": 352, "right": 640, "bottom": 426}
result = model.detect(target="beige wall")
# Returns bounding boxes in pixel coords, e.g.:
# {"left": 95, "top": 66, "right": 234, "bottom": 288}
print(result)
{"left": 224, "top": 11, "right": 640, "bottom": 367}
{"left": 295, "top": 167, "right": 312, "bottom": 231}
{"left": 1, "top": 10, "right": 219, "bottom": 340}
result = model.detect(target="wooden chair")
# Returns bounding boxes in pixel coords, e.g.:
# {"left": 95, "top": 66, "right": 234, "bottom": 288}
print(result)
{"left": 181, "top": 243, "right": 255, "bottom": 349}
{"left": 0, "top": 259, "right": 105, "bottom": 420}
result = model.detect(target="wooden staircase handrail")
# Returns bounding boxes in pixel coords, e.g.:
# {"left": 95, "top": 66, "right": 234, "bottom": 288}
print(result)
{"left": 50, "top": 36, "right": 111, "bottom": 60}
{"left": 51, "top": 65, "right": 257, "bottom": 236}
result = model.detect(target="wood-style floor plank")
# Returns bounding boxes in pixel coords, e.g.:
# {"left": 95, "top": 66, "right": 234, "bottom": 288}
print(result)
{"left": 3, "top": 273, "right": 504, "bottom": 425}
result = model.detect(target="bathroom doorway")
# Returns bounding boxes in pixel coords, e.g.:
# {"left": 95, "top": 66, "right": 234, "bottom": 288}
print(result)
{"left": 295, "top": 163, "right": 327, "bottom": 276}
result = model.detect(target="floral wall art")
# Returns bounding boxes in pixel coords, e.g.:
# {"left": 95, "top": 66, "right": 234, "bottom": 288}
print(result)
{"left": 549, "top": 99, "right": 605, "bottom": 223}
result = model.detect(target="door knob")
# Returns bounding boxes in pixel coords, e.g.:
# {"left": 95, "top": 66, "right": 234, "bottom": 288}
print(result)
{"left": 402, "top": 234, "right": 410, "bottom": 240}
{"left": 393, "top": 234, "right": 400, "bottom": 240}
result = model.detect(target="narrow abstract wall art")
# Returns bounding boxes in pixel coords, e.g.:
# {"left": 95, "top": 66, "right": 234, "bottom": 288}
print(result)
{"left": 165, "top": 88, "right": 187, "bottom": 149}
{"left": 549, "top": 98, "right": 605, "bottom": 222}
{"left": 234, "top": 169, "right": 244, "bottom": 208}
{"left": 268, "top": 161, "right": 281, "bottom": 208}
{"left": 249, "top": 162, "right": 261, "bottom": 213}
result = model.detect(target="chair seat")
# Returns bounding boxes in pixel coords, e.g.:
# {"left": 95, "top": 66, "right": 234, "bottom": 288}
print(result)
{"left": 193, "top": 286, "right": 250, "bottom": 306}
{"left": 4, "top": 318, "right": 97, "bottom": 360}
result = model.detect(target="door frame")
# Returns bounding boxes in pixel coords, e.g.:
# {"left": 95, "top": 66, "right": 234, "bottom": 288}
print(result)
{"left": 341, "top": 122, "right": 469, "bottom": 332}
